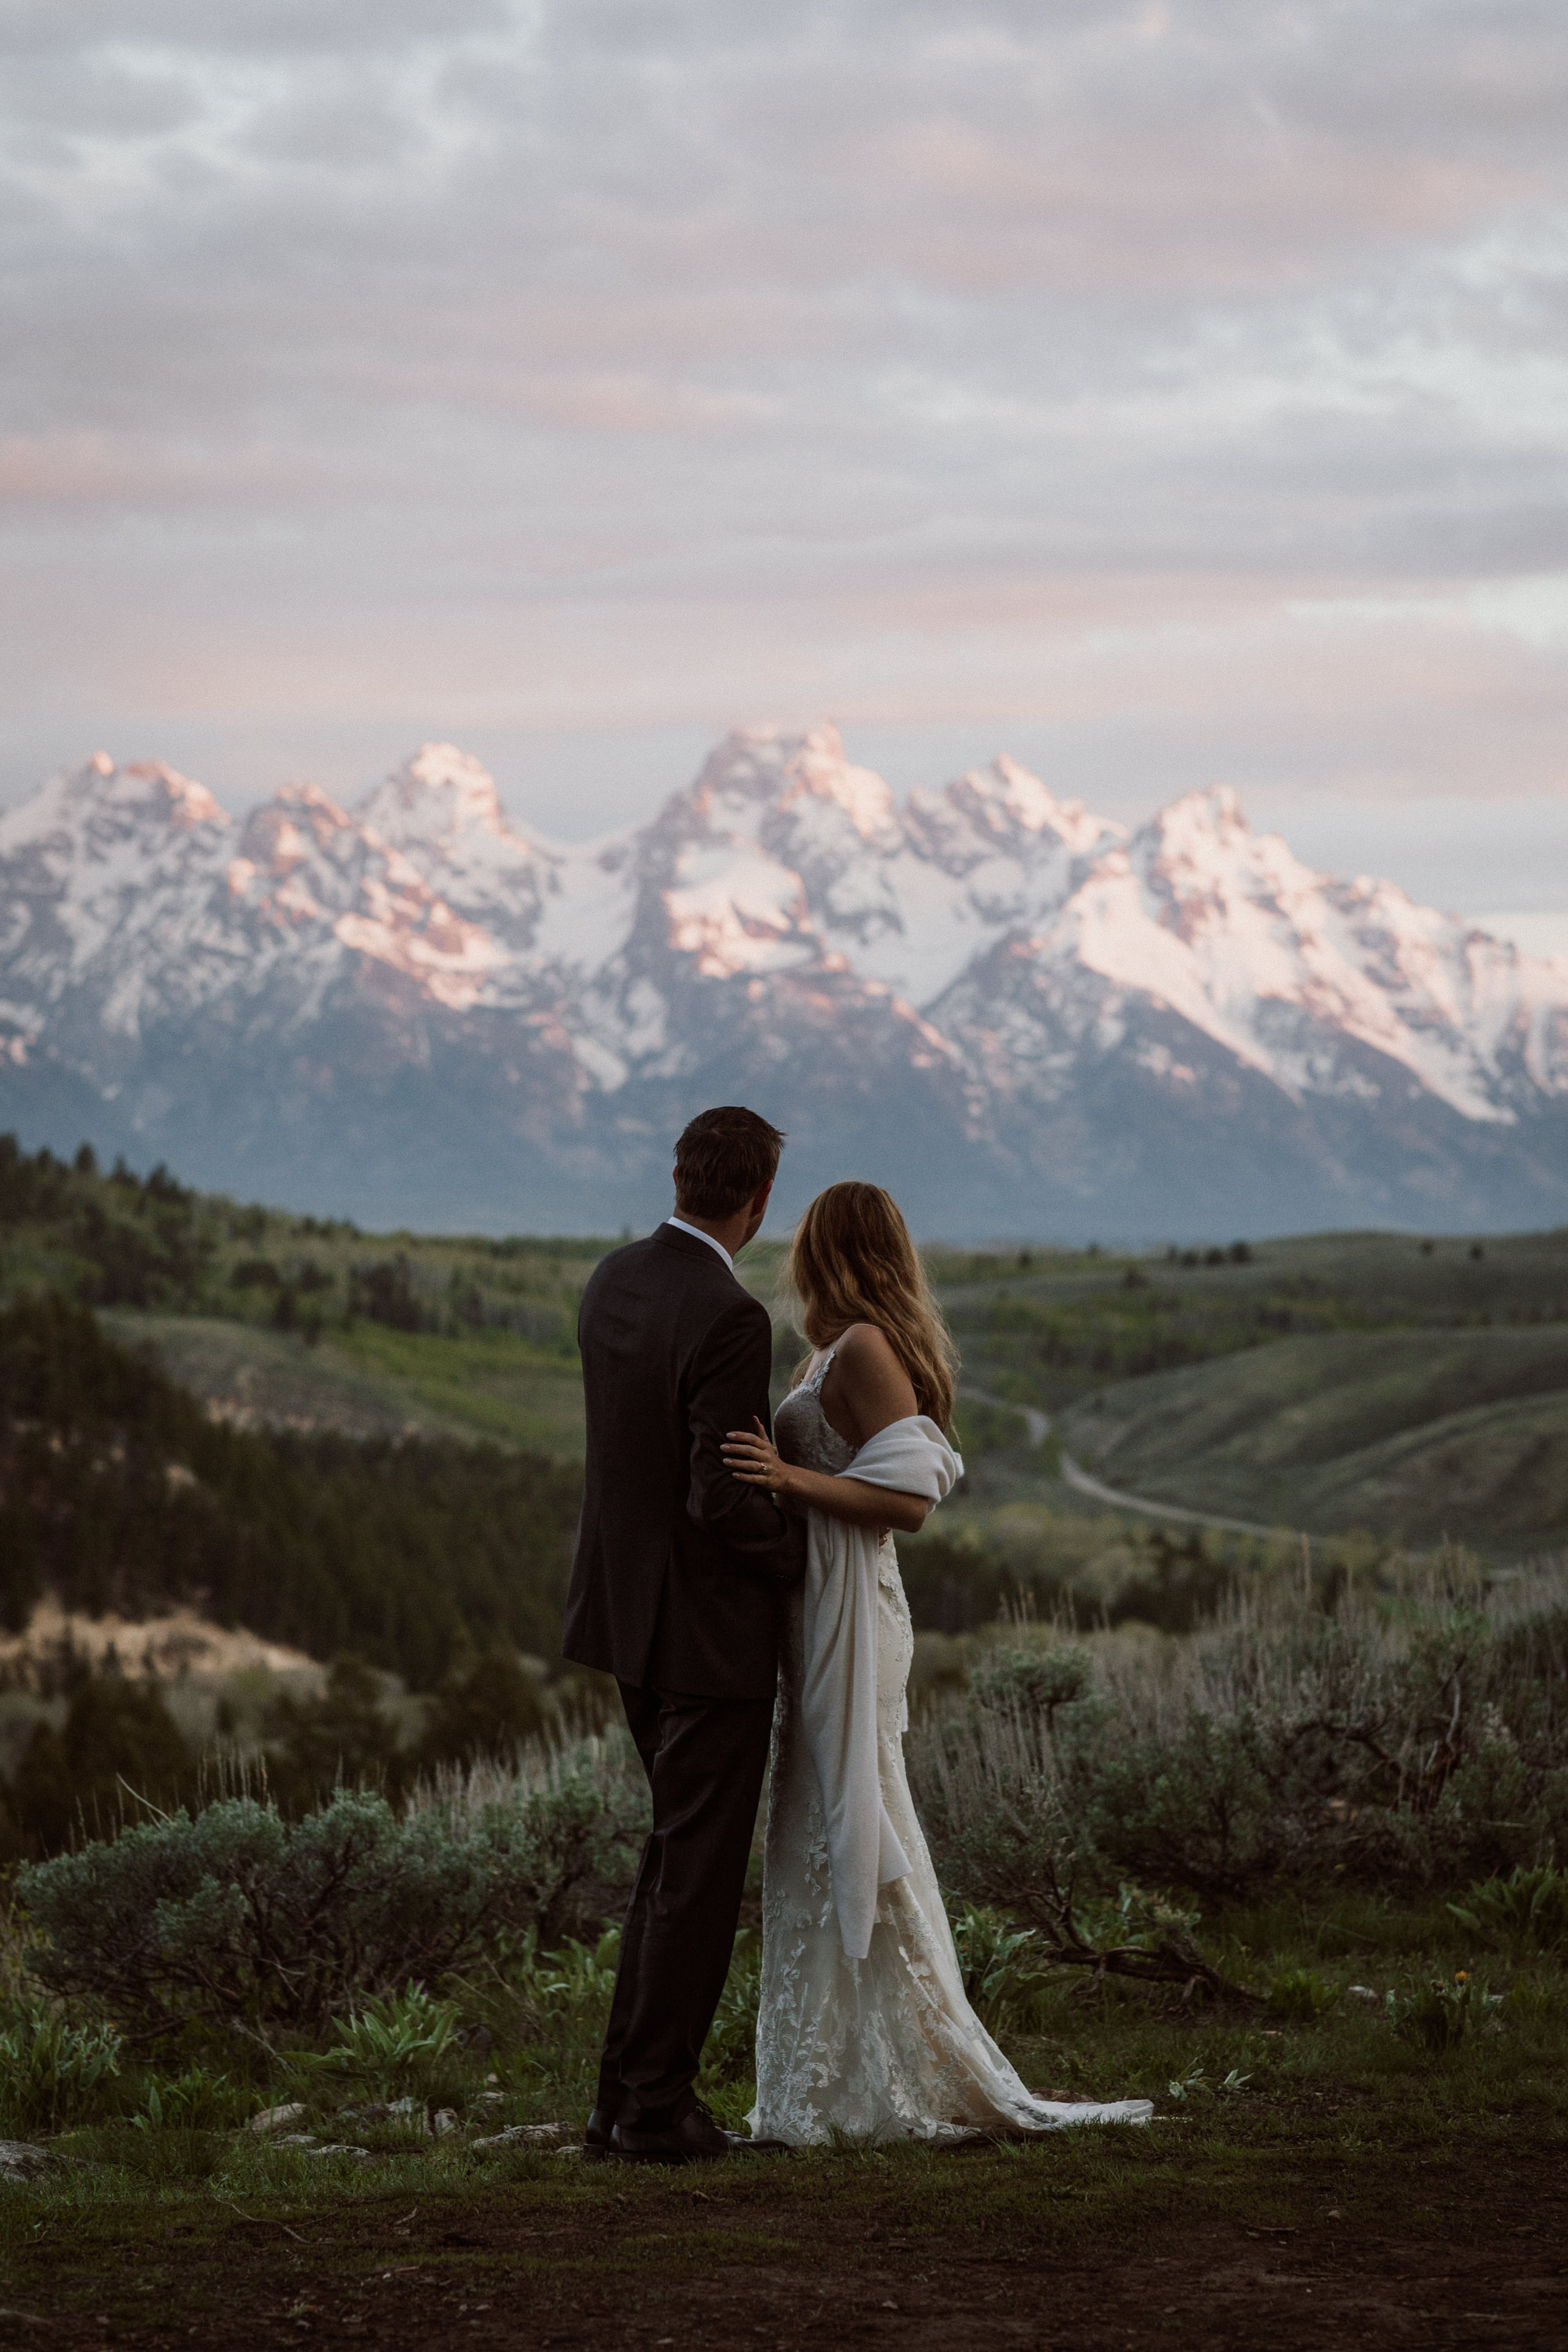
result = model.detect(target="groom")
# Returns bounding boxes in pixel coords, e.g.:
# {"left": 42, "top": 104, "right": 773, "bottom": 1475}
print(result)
{"left": 563, "top": 1104, "right": 804, "bottom": 2163}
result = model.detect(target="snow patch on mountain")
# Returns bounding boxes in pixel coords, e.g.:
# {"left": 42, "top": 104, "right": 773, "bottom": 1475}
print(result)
{"left": 2, "top": 727, "right": 1567, "bottom": 1233}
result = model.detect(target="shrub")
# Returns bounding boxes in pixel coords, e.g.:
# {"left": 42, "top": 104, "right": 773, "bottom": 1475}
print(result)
{"left": 525, "top": 1928, "right": 622, "bottom": 2025}
{"left": 128, "top": 2064, "right": 246, "bottom": 2130}
{"left": 313, "top": 1983, "right": 462, "bottom": 2078}
{"left": 18, "top": 1737, "right": 646, "bottom": 2045}
{"left": 971, "top": 1644, "right": 1092, "bottom": 1725}
{"left": 910, "top": 1562, "right": 1568, "bottom": 1911}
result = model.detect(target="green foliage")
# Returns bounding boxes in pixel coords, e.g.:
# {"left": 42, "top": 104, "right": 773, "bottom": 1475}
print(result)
{"left": 1164, "top": 2063, "right": 1252, "bottom": 2102}
{"left": 17, "top": 1758, "right": 644, "bottom": 2044}
{"left": 347, "top": 1255, "right": 434, "bottom": 1334}
{"left": 5, "top": 1670, "right": 194, "bottom": 1860}
{"left": 419, "top": 1650, "right": 549, "bottom": 1771}
{"left": 0, "top": 1132, "right": 603, "bottom": 1356}
{"left": 260, "top": 1656, "right": 408, "bottom": 1813}
{"left": 527, "top": 1928, "right": 622, "bottom": 2024}
{"left": 895, "top": 1522, "right": 1240, "bottom": 1637}
{"left": 0, "top": 1294, "right": 583, "bottom": 1693}
{"left": 936, "top": 1225, "right": 1568, "bottom": 1421}
{"left": 951, "top": 1399, "right": 1030, "bottom": 1458}
{"left": 1061, "top": 1327, "right": 1568, "bottom": 1551}
{"left": 1072, "top": 1882, "right": 1204, "bottom": 1955}
{"left": 972, "top": 1643, "right": 1092, "bottom": 1720}
{"left": 949, "top": 1903, "right": 1051, "bottom": 2027}
{"left": 1386, "top": 1970, "right": 1501, "bottom": 2053}
{"left": 1449, "top": 1864, "right": 1568, "bottom": 1953}
{"left": 1266, "top": 1966, "right": 1341, "bottom": 2021}
{"left": 912, "top": 1570, "right": 1568, "bottom": 1912}
{"left": 127, "top": 2064, "right": 245, "bottom": 2131}
{"left": 698, "top": 1932, "right": 762, "bottom": 2086}
{"left": 0, "top": 2008, "right": 123, "bottom": 2135}
{"left": 306, "top": 1983, "right": 464, "bottom": 2101}
{"left": 0, "top": 1136, "right": 211, "bottom": 1308}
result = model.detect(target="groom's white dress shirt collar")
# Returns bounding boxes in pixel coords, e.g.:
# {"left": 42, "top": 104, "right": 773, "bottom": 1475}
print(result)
{"left": 665, "top": 1215, "right": 734, "bottom": 1272}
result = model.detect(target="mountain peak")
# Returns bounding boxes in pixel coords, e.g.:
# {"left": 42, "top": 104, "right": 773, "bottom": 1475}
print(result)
{"left": 784, "top": 724, "right": 899, "bottom": 842}
{"left": 32, "top": 753, "right": 230, "bottom": 834}
{"left": 4, "top": 724, "right": 1568, "bottom": 1237}
{"left": 1148, "top": 783, "right": 1249, "bottom": 840}
{"left": 947, "top": 754, "right": 1116, "bottom": 855}
{"left": 682, "top": 724, "right": 899, "bottom": 844}
{"left": 362, "top": 742, "right": 510, "bottom": 844}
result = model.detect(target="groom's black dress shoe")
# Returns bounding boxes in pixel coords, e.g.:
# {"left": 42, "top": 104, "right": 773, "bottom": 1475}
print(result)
{"left": 583, "top": 2105, "right": 616, "bottom": 2163}
{"left": 608, "top": 2107, "right": 739, "bottom": 2166}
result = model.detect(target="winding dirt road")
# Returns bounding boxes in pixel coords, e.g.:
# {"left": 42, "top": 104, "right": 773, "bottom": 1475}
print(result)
{"left": 961, "top": 1386, "right": 1297, "bottom": 1541}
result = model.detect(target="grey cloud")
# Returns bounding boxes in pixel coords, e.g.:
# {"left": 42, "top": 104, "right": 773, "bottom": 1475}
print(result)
{"left": 0, "top": 1, "right": 514, "bottom": 59}
{"left": 0, "top": 0, "right": 1566, "bottom": 827}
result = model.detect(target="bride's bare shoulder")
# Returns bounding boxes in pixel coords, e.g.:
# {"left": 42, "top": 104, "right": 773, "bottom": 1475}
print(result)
{"left": 825, "top": 1323, "right": 917, "bottom": 1432}
{"left": 833, "top": 1321, "right": 901, "bottom": 1372}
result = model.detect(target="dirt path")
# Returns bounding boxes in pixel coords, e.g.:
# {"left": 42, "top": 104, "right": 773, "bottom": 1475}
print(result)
{"left": 961, "top": 1385, "right": 1301, "bottom": 1541}
{"left": 1054, "top": 1448, "right": 1291, "bottom": 1539}
{"left": 9, "top": 2161, "right": 1567, "bottom": 2352}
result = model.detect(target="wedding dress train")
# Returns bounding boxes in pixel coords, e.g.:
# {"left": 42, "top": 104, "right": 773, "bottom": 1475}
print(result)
{"left": 750, "top": 1347, "right": 1153, "bottom": 2146}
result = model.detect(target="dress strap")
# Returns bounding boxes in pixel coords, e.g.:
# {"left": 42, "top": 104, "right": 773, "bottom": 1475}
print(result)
{"left": 801, "top": 1341, "right": 838, "bottom": 1394}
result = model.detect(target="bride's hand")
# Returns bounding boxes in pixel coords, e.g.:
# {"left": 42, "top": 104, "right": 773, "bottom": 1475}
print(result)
{"left": 722, "top": 1416, "right": 795, "bottom": 1497}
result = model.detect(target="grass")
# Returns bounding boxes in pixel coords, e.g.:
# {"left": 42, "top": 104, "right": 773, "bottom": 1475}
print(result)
{"left": 101, "top": 1312, "right": 588, "bottom": 1462}
{"left": 1058, "top": 1325, "right": 1568, "bottom": 1548}
{"left": 328, "top": 1323, "right": 586, "bottom": 1460}
{"left": 2, "top": 1891, "right": 1563, "bottom": 2346}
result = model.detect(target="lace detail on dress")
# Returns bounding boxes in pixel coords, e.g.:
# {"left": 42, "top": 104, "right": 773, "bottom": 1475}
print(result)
{"left": 753, "top": 1354, "right": 1152, "bottom": 2146}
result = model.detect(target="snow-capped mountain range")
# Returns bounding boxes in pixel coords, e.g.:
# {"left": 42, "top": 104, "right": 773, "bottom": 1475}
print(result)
{"left": 2, "top": 726, "right": 1565, "bottom": 1236}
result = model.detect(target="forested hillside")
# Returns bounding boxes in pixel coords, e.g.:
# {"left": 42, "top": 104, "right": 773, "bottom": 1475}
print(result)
{"left": 0, "top": 1294, "right": 581, "bottom": 1681}
{"left": 0, "top": 1292, "right": 587, "bottom": 1860}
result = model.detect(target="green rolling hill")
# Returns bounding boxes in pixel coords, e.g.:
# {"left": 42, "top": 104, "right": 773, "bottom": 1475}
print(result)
{"left": 1060, "top": 1325, "right": 1568, "bottom": 1550}
{"left": 6, "top": 1131, "right": 1568, "bottom": 1556}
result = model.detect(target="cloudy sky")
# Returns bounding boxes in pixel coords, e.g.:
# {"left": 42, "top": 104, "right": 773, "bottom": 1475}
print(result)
{"left": 2, "top": 1, "right": 1566, "bottom": 936}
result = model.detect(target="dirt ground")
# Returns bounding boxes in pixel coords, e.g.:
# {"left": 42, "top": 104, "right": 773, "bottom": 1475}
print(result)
{"left": 6, "top": 2145, "right": 1567, "bottom": 2352}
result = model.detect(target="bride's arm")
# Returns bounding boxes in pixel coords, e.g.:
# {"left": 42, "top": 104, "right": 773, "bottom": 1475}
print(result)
{"left": 721, "top": 1419, "right": 931, "bottom": 1534}
{"left": 721, "top": 1323, "right": 931, "bottom": 1534}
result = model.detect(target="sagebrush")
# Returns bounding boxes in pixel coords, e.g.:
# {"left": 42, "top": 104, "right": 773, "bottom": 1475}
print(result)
{"left": 17, "top": 1734, "right": 648, "bottom": 2043}
{"left": 910, "top": 1560, "right": 1568, "bottom": 1911}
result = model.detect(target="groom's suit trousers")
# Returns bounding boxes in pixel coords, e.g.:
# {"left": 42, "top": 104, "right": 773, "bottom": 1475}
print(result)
{"left": 597, "top": 1679, "right": 774, "bottom": 2132}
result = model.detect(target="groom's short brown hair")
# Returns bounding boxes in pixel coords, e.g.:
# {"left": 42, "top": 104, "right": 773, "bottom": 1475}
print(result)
{"left": 673, "top": 1105, "right": 786, "bottom": 1219}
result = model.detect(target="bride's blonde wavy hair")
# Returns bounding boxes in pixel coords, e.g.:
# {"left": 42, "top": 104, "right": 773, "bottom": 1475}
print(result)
{"left": 783, "top": 1181, "right": 957, "bottom": 1432}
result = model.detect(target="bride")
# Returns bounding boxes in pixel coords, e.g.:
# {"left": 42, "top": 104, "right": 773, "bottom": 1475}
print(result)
{"left": 722, "top": 1181, "right": 1151, "bottom": 2145}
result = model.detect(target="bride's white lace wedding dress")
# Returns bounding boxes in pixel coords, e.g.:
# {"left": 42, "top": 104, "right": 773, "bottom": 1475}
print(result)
{"left": 750, "top": 1347, "right": 1152, "bottom": 2146}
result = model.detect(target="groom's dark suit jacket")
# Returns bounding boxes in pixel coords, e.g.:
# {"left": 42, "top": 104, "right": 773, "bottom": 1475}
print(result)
{"left": 563, "top": 1224, "right": 804, "bottom": 1700}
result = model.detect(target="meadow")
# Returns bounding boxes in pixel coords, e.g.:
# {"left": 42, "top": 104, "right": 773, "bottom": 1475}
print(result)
{"left": 2, "top": 1135, "right": 1567, "bottom": 2340}
{"left": 2, "top": 1566, "right": 1566, "bottom": 2346}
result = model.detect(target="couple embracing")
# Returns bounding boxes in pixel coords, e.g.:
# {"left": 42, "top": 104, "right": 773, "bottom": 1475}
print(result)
{"left": 563, "top": 1105, "right": 1150, "bottom": 2161}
